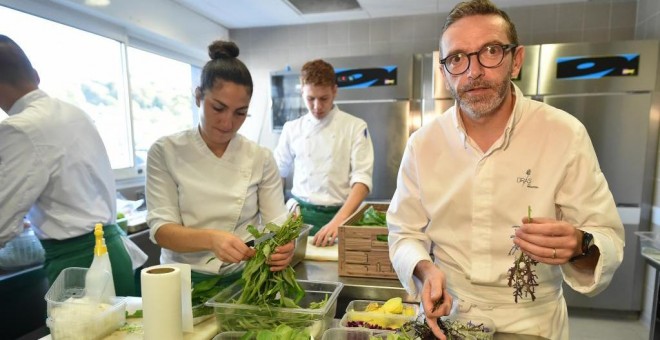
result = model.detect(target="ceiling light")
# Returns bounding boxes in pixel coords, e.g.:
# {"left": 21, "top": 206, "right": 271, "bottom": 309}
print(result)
{"left": 285, "top": 0, "right": 361, "bottom": 15}
{"left": 84, "top": 0, "right": 111, "bottom": 7}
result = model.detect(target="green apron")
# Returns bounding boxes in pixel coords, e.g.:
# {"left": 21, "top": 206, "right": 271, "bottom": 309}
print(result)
{"left": 293, "top": 197, "right": 341, "bottom": 236}
{"left": 40, "top": 224, "right": 137, "bottom": 297}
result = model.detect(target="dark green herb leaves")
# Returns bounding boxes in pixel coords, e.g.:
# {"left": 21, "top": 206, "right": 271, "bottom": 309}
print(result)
{"left": 507, "top": 205, "right": 539, "bottom": 303}
{"left": 399, "top": 315, "right": 492, "bottom": 340}
{"left": 237, "top": 213, "right": 306, "bottom": 307}
{"left": 125, "top": 309, "right": 143, "bottom": 319}
{"left": 356, "top": 206, "right": 387, "bottom": 226}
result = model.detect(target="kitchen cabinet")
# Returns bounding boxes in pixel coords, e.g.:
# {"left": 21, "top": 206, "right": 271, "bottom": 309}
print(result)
{"left": 0, "top": 265, "right": 49, "bottom": 339}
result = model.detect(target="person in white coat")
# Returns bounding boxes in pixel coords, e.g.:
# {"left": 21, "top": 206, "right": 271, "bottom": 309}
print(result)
{"left": 274, "top": 59, "right": 374, "bottom": 247}
{"left": 0, "top": 34, "right": 139, "bottom": 296}
{"left": 146, "top": 40, "right": 294, "bottom": 285}
{"left": 386, "top": 1, "right": 624, "bottom": 339}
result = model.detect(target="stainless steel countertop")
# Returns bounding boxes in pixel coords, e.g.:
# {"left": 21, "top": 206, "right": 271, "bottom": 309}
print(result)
{"left": 294, "top": 260, "right": 548, "bottom": 340}
{"left": 293, "top": 260, "right": 418, "bottom": 303}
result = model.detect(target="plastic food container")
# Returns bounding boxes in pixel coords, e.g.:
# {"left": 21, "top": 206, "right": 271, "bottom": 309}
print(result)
{"left": 322, "top": 327, "right": 376, "bottom": 340}
{"left": 212, "top": 331, "right": 248, "bottom": 340}
{"left": 341, "top": 299, "right": 419, "bottom": 331}
{"left": 205, "top": 279, "right": 343, "bottom": 339}
{"left": 116, "top": 217, "right": 128, "bottom": 233}
{"left": 0, "top": 227, "right": 45, "bottom": 270}
{"left": 441, "top": 314, "right": 496, "bottom": 340}
{"left": 45, "top": 267, "right": 126, "bottom": 340}
{"left": 213, "top": 330, "right": 315, "bottom": 340}
{"left": 636, "top": 231, "right": 660, "bottom": 259}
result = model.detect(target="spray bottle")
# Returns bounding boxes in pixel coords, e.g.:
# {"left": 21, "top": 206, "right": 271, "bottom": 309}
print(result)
{"left": 85, "top": 223, "right": 116, "bottom": 302}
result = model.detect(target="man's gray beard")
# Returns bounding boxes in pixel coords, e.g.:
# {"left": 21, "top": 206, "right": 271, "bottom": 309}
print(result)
{"left": 447, "top": 71, "right": 512, "bottom": 120}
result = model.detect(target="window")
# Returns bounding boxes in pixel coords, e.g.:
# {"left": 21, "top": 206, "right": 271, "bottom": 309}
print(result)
{"left": 127, "top": 47, "right": 196, "bottom": 168}
{"left": 0, "top": 6, "right": 132, "bottom": 170}
{"left": 0, "top": 6, "right": 197, "bottom": 180}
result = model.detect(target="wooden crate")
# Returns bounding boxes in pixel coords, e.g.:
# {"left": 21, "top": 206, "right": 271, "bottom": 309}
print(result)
{"left": 338, "top": 203, "right": 398, "bottom": 279}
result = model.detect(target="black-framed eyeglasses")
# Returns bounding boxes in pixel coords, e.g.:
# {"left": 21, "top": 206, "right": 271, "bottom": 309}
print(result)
{"left": 440, "top": 44, "right": 518, "bottom": 75}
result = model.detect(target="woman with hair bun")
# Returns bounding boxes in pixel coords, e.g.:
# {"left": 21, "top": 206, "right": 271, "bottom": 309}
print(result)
{"left": 145, "top": 40, "right": 293, "bottom": 287}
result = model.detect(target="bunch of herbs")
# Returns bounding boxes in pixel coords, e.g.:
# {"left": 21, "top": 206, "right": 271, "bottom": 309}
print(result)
{"left": 395, "top": 315, "right": 492, "bottom": 340}
{"left": 507, "top": 206, "right": 539, "bottom": 303}
{"left": 356, "top": 206, "right": 387, "bottom": 226}
{"left": 237, "top": 213, "right": 306, "bottom": 306}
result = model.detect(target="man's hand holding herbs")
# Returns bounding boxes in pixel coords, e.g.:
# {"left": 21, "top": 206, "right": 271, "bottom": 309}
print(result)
{"left": 513, "top": 217, "right": 581, "bottom": 265}
{"left": 266, "top": 240, "right": 295, "bottom": 272}
{"left": 414, "top": 260, "right": 452, "bottom": 340}
{"left": 210, "top": 230, "right": 256, "bottom": 264}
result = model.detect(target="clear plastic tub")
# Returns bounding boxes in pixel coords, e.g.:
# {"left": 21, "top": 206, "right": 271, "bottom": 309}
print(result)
{"left": 322, "top": 327, "right": 375, "bottom": 340}
{"left": 45, "top": 267, "right": 126, "bottom": 340}
{"left": 636, "top": 231, "right": 660, "bottom": 260}
{"left": 205, "top": 279, "right": 343, "bottom": 339}
{"left": 212, "top": 332, "right": 247, "bottom": 340}
{"left": 341, "top": 299, "right": 419, "bottom": 331}
{"left": 213, "top": 329, "right": 313, "bottom": 340}
{"left": 441, "top": 314, "right": 496, "bottom": 340}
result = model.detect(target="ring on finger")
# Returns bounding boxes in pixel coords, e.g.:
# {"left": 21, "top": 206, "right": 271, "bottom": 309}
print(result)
{"left": 552, "top": 248, "right": 557, "bottom": 259}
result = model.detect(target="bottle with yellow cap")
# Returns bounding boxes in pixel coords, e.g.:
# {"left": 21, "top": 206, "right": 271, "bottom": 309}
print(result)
{"left": 85, "top": 223, "right": 116, "bottom": 302}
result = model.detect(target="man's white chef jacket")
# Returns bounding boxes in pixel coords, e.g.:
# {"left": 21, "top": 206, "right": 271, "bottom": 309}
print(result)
{"left": 274, "top": 105, "right": 374, "bottom": 206}
{"left": 387, "top": 83, "right": 624, "bottom": 339}
{"left": 0, "top": 90, "right": 117, "bottom": 246}
{"left": 146, "top": 128, "right": 287, "bottom": 274}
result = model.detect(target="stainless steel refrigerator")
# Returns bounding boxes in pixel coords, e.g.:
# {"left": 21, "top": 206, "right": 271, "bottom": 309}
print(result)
{"left": 536, "top": 40, "right": 660, "bottom": 313}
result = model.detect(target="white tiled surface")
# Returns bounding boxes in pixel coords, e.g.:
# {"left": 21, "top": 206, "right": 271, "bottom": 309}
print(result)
{"left": 569, "top": 311, "right": 649, "bottom": 340}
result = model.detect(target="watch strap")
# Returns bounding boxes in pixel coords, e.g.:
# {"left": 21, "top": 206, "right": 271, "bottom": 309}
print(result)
{"left": 569, "top": 231, "right": 594, "bottom": 262}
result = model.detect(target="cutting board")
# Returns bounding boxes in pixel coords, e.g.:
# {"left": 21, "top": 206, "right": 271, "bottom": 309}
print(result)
{"left": 304, "top": 236, "right": 338, "bottom": 261}
{"left": 103, "top": 316, "right": 217, "bottom": 340}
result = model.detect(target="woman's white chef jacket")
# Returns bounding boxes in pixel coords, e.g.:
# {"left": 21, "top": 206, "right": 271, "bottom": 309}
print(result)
{"left": 0, "top": 90, "right": 117, "bottom": 245}
{"left": 273, "top": 105, "right": 374, "bottom": 206}
{"left": 146, "top": 128, "right": 287, "bottom": 275}
{"left": 387, "top": 83, "right": 624, "bottom": 339}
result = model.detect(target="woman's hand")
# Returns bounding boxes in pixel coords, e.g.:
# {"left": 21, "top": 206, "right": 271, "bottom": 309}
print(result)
{"left": 210, "top": 230, "right": 255, "bottom": 264}
{"left": 267, "top": 240, "right": 295, "bottom": 271}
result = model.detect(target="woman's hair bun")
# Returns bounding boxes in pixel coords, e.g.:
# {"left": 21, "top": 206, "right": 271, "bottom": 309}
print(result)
{"left": 208, "top": 40, "right": 239, "bottom": 60}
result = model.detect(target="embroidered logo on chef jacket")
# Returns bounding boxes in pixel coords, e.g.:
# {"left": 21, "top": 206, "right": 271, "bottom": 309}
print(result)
{"left": 517, "top": 169, "right": 538, "bottom": 189}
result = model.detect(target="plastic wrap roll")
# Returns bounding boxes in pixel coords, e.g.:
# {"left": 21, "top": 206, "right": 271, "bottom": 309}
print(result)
{"left": 141, "top": 265, "right": 183, "bottom": 340}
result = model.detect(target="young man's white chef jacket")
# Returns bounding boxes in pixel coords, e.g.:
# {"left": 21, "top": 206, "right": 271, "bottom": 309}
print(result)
{"left": 146, "top": 128, "right": 287, "bottom": 275}
{"left": 0, "top": 89, "right": 117, "bottom": 245}
{"left": 387, "top": 83, "right": 624, "bottom": 339}
{"left": 273, "top": 105, "right": 374, "bottom": 206}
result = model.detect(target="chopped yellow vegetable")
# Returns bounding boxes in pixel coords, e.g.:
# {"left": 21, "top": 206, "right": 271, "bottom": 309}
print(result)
{"left": 381, "top": 297, "right": 403, "bottom": 314}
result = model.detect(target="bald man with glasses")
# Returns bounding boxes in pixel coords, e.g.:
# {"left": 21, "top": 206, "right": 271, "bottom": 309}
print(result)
{"left": 386, "top": 1, "right": 624, "bottom": 339}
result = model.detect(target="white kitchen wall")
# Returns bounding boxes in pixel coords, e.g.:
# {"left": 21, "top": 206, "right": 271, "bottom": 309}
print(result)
{"left": 231, "top": 0, "right": 637, "bottom": 148}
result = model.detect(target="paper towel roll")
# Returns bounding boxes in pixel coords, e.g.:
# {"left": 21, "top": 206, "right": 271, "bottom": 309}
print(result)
{"left": 141, "top": 265, "right": 183, "bottom": 340}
